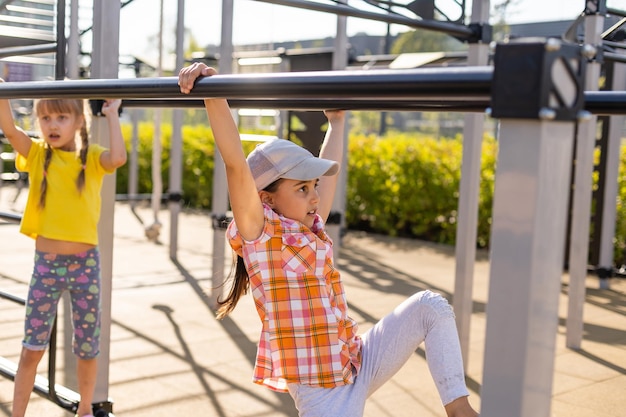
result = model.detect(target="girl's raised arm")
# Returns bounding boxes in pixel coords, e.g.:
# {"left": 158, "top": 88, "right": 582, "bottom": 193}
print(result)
{"left": 316, "top": 110, "right": 345, "bottom": 222}
{"left": 178, "top": 64, "right": 264, "bottom": 241}
{"left": 0, "top": 80, "right": 32, "bottom": 157}
{"left": 99, "top": 99, "right": 128, "bottom": 171}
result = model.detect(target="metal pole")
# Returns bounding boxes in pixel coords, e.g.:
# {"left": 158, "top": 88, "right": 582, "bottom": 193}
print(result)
{"left": 482, "top": 120, "right": 575, "bottom": 417}
{"left": 129, "top": 110, "right": 139, "bottom": 209}
{"left": 90, "top": 1, "right": 120, "bottom": 412}
{"left": 0, "top": 43, "right": 57, "bottom": 59}
{"left": 453, "top": 0, "right": 490, "bottom": 371}
{"left": 565, "top": 4, "right": 604, "bottom": 350}
{"left": 480, "top": 39, "right": 584, "bottom": 417}
{"left": 147, "top": 0, "right": 165, "bottom": 242}
{"left": 115, "top": 94, "right": 626, "bottom": 114}
{"left": 210, "top": 0, "right": 235, "bottom": 308}
{"left": 327, "top": 0, "right": 348, "bottom": 260}
{"left": 597, "top": 61, "right": 625, "bottom": 276}
{"left": 1, "top": 71, "right": 624, "bottom": 114}
{"left": 169, "top": 0, "right": 185, "bottom": 260}
{"left": 63, "top": 0, "right": 82, "bottom": 395}
{"left": 0, "top": 67, "right": 495, "bottom": 99}
{"left": 251, "top": 0, "right": 475, "bottom": 39}
{"left": 55, "top": 0, "right": 67, "bottom": 80}
{"left": 67, "top": 0, "right": 80, "bottom": 79}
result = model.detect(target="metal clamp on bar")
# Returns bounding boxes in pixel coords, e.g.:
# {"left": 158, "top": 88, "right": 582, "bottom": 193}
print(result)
{"left": 587, "top": 45, "right": 604, "bottom": 65}
{"left": 212, "top": 213, "right": 232, "bottom": 230}
{"left": 167, "top": 192, "right": 183, "bottom": 203}
{"left": 490, "top": 38, "right": 586, "bottom": 121}
{"left": 466, "top": 22, "right": 493, "bottom": 44}
{"left": 326, "top": 211, "right": 342, "bottom": 225}
{"left": 584, "top": 0, "right": 607, "bottom": 15}
{"left": 92, "top": 400, "right": 114, "bottom": 417}
{"left": 596, "top": 266, "right": 614, "bottom": 279}
{"left": 89, "top": 99, "right": 123, "bottom": 117}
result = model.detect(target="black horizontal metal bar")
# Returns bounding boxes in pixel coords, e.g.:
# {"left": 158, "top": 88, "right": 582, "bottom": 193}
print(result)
{"left": 0, "top": 67, "right": 494, "bottom": 101}
{"left": 604, "top": 51, "right": 626, "bottom": 64}
{"left": 0, "top": 211, "right": 21, "bottom": 224}
{"left": 121, "top": 92, "right": 626, "bottom": 115}
{"left": 0, "top": 357, "right": 79, "bottom": 412}
{"left": 1, "top": 68, "right": 625, "bottom": 115}
{"left": 0, "top": 289, "right": 25, "bottom": 305}
{"left": 250, "top": 0, "right": 475, "bottom": 39}
{"left": 603, "top": 40, "right": 626, "bottom": 50}
{"left": 607, "top": 7, "right": 626, "bottom": 18}
{"left": 0, "top": 43, "right": 57, "bottom": 59}
{"left": 121, "top": 98, "right": 490, "bottom": 112}
{"left": 585, "top": 91, "right": 626, "bottom": 115}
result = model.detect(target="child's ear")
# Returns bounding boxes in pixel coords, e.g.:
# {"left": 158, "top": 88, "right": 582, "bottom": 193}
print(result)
{"left": 76, "top": 114, "right": 86, "bottom": 129}
{"left": 259, "top": 191, "right": 273, "bottom": 207}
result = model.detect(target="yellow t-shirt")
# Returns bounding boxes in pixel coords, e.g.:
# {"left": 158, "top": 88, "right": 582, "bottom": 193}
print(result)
{"left": 16, "top": 140, "right": 113, "bottom": 244}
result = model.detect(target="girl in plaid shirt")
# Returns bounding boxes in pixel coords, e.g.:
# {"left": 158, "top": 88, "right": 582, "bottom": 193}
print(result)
{"left": 179, "top": 63, "right": 478, "bottom": 417}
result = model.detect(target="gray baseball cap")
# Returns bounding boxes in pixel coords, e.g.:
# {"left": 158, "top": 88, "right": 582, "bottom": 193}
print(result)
{"left": 247, "top": 138, "right": 339, "bottom": 191}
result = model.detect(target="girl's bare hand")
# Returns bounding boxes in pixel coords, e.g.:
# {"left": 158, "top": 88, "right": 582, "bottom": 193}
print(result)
{"left": 178, "top": 63, "right": 218, "bottom": 94}
{"left": 324, "top": 109, "right": 345, "bottom": 123}
{"left": 101, "top": 99, "right": 121, "bottom": 117}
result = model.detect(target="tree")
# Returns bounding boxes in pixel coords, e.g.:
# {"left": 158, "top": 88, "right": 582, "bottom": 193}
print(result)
{"left": 493, "top": 0, "right": 523, "bottom": 24}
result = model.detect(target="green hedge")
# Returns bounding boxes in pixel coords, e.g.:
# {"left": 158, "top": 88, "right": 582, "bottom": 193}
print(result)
{"left": 116, "top": 122, "right": 216, "bottom": 208}
{"left": 616, "top": 145, "right": 626, "bottom": 265}
{"left": 117, "top": 122, "right": 255, "bottom": 209}
{"left": 115, "top": 123, "right": 625, "bottom": 262}
{"left": 345, "top": 133, "right": 496, "bottom": 248}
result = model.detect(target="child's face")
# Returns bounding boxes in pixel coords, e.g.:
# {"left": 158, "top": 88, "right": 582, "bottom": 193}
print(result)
{"left": 262, "top": 178, "right": 320, "bottom": 229}
{"left": 38, "top": 110, "right": 83, "bottom": 152}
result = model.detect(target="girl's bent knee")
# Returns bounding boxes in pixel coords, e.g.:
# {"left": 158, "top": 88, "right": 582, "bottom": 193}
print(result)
{"left": 411, "top": 290, "right": 455, "bottom": 319}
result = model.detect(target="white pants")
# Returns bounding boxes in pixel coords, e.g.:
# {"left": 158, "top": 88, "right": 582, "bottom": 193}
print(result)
{"left": 287, "top": 290, "right": 469, "bottom": 417}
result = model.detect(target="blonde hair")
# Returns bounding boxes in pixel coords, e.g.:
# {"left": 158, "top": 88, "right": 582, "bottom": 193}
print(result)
{"left": 34, "top": 98, "right": 90, "bottom": 208}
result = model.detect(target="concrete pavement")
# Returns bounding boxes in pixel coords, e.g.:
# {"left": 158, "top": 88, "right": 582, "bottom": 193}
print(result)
{"left": 0, "top": 184, "right": 624, "bottom": 417}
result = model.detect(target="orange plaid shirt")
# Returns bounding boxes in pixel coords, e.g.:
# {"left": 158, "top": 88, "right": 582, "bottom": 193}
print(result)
{"left": 227, "top": 204, "right": 362, "bottom": 392}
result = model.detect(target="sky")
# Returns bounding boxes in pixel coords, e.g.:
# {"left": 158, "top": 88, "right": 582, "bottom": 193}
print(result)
{"left": 114, "top": 0, "right": 612, "bottom": 62}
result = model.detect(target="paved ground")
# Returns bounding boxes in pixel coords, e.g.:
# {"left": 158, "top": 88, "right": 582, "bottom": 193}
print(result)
{"left": 0, "top": 183, "right": 624, "bottom": 417}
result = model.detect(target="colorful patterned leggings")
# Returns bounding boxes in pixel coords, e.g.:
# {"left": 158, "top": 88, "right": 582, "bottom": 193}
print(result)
{"left": 23, "top": 248, "right": 101, "bottom": 359}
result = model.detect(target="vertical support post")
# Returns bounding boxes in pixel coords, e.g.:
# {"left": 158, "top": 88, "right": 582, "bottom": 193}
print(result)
{"left": 90, "top": 1, "right": 120, "bottom": 412}
{"left": 565, "top": 3, "right": 604, "bottom": 349}
{"left": 55, "top": 0, "right": 66, "bottom": 81}
{"left": 210, "top": 0, "right": 235, "bottom": 308}
{"left": 597, "top": 61, "right": 625, "bottom": 273}
{"left": 453, "top": 0, "right": 490, "bottom": 370}
{"left": 327, "top": 0, "right": 348, "bottom": 258}
{"left": 277, "top": 54, "right": 289, "bottom": 138}
{"left": 147, "top": 0, "right": 165, "bottom": 241}
{"left": 481, "top": 39, "right": 585, "bottom": 417}
{"left": 63, "top": 0, "right": 80, "bottom": 393}
{"left": 169, "top": 0, "right": 185, "bottom": 260}
{"left": 129, "top": 110, "right": 139, "bottom": 208}
{"left": 66, "top": 0, "right": 80, "bottom": 79}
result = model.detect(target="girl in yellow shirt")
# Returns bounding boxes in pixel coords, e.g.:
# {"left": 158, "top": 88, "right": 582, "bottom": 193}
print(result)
{"left": 0, "top": 82, "right": 127, "bottom": 417}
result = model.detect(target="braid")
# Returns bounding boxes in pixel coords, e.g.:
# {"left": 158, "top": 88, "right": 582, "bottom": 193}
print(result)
{"left": 75, "top": 122, "right": 89, "bottom": 192}
{"left": 38, "top": 144, "right": 53, "bottom": 209}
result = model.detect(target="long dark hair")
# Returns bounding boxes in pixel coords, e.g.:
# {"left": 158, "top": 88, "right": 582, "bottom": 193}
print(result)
{"left": 35, "top": 98, "right": 89, "bottom": 209}
{"left": 215, "top": 178, "right": 283, "bottom": 319}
